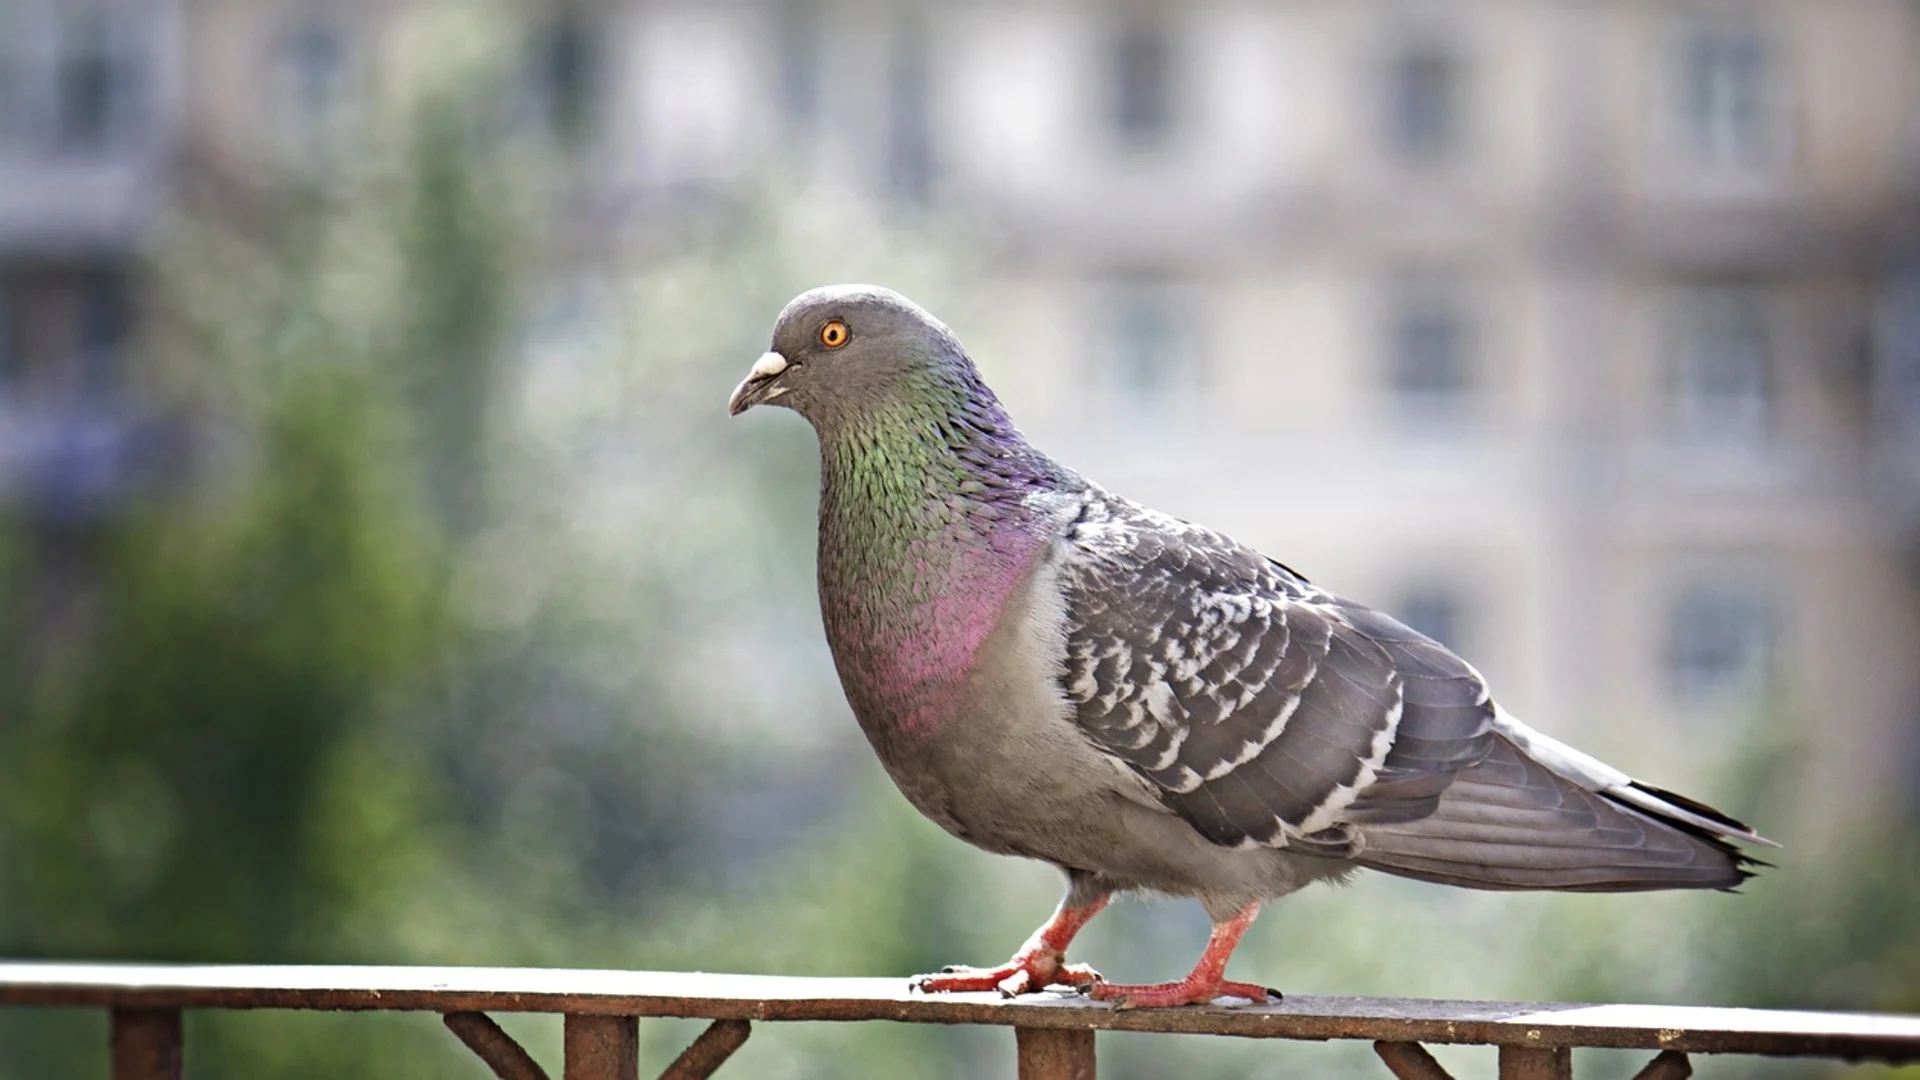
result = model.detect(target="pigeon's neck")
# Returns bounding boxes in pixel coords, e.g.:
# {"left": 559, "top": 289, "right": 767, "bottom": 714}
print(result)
{"left": 814, "top": 389, "right": 1063, "bottom": 738}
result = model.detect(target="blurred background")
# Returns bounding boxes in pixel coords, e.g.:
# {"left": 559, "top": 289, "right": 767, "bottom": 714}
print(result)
{"left": 1, "top": 0, "right": 1917, "bottom": 1077}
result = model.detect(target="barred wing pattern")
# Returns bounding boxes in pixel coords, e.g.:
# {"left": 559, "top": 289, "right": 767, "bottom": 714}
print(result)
{"left": 1055, "top": 492, "right": 1497, "bottom": 856}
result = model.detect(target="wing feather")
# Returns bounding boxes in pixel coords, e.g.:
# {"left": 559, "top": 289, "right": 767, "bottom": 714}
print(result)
{"left": 1055, "top": 490, "right": 1492, "bottom": 852}
{"left": 1052, "top": 487, "right": 1766, "bottom": 890}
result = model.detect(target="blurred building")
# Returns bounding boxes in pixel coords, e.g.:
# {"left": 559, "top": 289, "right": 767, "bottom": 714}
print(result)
{"left": 9, "top": 0, "right": 1920, "bottom": 826}
{"left": 0, "top": 0, "right": 182, "bottom": 518}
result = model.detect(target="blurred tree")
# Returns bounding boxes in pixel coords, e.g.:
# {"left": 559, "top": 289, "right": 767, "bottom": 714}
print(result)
{"left": 396, "top": 92, "right": 512, "bottom": 538}
{"left": 0, "top": 47, "right": 992, "bottom": 1077}
{"left": 0, "top": 91, "right": 471, "bottom": 1077}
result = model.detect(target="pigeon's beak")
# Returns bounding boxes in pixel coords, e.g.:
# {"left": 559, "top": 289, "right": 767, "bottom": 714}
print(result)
{"left": 728, "top": 351, "right": 791, "bottom": 416}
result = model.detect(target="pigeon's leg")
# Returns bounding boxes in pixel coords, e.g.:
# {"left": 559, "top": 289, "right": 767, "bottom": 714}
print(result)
{"left": 911, "top": 890, "right": 1111, "bottom": 997}
{"left": 1089, "top": 902, "right": 1273, "bottom": 1009}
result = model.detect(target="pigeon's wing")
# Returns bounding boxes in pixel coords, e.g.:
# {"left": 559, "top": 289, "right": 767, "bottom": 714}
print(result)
{"left": 1054, "top": 492, "right": 1765, "bottom": 888}
{"left": 1054, "top": 493, "right": 1496, "bottom": 855}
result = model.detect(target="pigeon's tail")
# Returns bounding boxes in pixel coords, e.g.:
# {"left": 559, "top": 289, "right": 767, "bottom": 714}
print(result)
{"left": 1353, "top": 711, "right": 1773, "bottom": 893}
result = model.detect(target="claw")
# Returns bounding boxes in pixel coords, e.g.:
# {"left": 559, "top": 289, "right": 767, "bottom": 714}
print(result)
{"left": 1091, "top": 978, "right": 1274, "bottom": 1009}
{"left": 913, "top": 895, "right": 1114, "bottom": 999}
{"left": 1057, "top": 962, "right": 1103, "bottom": 991}
{"left": 912, "top": 954, "right": 1105, "bottom": 997}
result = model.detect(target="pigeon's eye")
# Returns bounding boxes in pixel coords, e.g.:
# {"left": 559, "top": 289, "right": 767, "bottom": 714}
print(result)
{"left": 819, "top": 320, "right": 850, "bottom": 349}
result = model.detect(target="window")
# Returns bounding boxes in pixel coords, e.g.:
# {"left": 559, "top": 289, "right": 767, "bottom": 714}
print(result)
{"left": 1384, "top": 39, "right": 1465, "bottom": 166}
{"left": 1104, "top": 277, "right": 1198, "bottom": 406}
{"left": 76, "top": 270, "right": 128, "bottom": 394}
{"left": 0, "top": 10, "right": 22, "bottom": 148}
{"left": 1111, "top": 16, "right": 1173, "bottom": 149}
{"left": 274, "top": 17, "right": 354, "bottom": 161}
{"left": 1665, "top": 580, "right": 1775, "bottom": 699}
{"left": 1386, "top": 281, "right": 1475, "bottom": 417}
{"left": 1395, "top": 585, "right": 1465, "bottom": 652}
{"left": 775, "top": 1, "right": 821, "bottom": 137}
{"left": 1879, "top": 269, "right": 1920, "bottom": 437}
{"left": 886, "top": 15, "right": 932, "bottom": 203}
{"left": 1669, "top": 285, "right": 1773, "bottom": 440}
{"left": 1676, "top": 17, "right": 1782, "bottom": 171}
{"left": 0, "top": 273, "right": 15, "bottom": 387}
{"left": 529, "top": 10, "right": 601, "bottom": 149}
{"left": 53, "top": 5, "right": 143, "bottom": 152}
{"left": 1902, "top": 710, "right": 1920, "bottom": 822}
{"left": 0, "top": 4, "right": 145, "bottom": 154}
{"left": 0, "top": 266, "right": 129, "bottom": 397}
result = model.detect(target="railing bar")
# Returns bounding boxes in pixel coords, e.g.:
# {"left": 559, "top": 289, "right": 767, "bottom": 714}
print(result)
{"left": 1015, "top": 1026, "right": 1096, "bottom": 1080}
{"left": 656, "top": 1019, "right": 751, "bottom": 1080}
{"left": 1497, "top": 1046, "right": 1572, "bottom": 1080}
{"left": 444, "top": 1011, "right": 551, "bottom": 1080}
{"left": 4, "top": 966, "right": 1914, "bottom": 1075}
{"left": 7, "top": 966, "right": 1919, "bottom": 1061}
{"left": 1629, "top": 1050, "right": 1692, "bottom": 1080}
{"left": 1373, "top": 1040, "right": 1456, "bottom": 1080}
{"left": 564, "top": 1014, "right": 639, "bottom": 1080}
{"left": 110, "top": 1007, "right": 182, "bottom": 1080}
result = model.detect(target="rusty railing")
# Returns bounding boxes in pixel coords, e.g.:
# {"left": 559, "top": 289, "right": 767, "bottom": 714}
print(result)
{"left": 2, "top": 962, "right": 1917, "bottom": 1079}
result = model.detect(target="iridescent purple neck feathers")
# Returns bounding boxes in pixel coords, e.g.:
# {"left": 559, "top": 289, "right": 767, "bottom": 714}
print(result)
{"left": 814, "top": 367, "right": 1070, "bottom": 740}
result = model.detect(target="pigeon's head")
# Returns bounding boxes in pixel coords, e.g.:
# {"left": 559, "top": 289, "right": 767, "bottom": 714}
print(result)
{"left": 728, "top": 284, "right": 973, "bottom": 426}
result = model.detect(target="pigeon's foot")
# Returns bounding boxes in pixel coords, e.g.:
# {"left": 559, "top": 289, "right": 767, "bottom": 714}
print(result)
{"left": 1088, "top": 900, "right": 1270, "bottom": 1010}
{"left": 911, "top": 953, "right": 1103, "bottom": 997}
{"left": 1090, "top": 977, "right": 1276, "bottom": 1010}
{"left": 911, "top": 892, "right": 1112, "bottom": 998}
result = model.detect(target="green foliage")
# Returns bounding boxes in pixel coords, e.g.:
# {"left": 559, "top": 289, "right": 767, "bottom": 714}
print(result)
{"left": 0, "top": 97, "right": 473, "bottom": 1080}
{"left": 0, "top": 59, "right": 1001, "bottom": 1078}
{"left": 0, "top": 375, "right": 440, "bottom": 962}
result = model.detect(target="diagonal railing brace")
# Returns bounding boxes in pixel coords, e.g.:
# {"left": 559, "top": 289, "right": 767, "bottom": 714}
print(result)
{"left": 1375, "top": 1040, "right": 1455, "bottom": 1079}
{"left": 657, "top": 1020, "right": 751, "bottom": 1080}
{"left": 1629, "top": 1050, "right": 1692, "bottom": 1080}
{"left": 444, "top": 1012, "right": 550, "bottom": 1080}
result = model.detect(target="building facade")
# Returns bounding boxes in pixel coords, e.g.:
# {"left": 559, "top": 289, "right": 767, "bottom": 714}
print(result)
{"left": 10, "top": 0, "right": 1919, "bottom": 827}
{"left": 0, "top": 0, "right": 183, "bottom": 516}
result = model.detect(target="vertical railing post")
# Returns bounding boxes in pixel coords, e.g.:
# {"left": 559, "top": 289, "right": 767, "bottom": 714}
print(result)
{"left": 564, "top": 1014, "right": 639, "bottom": 1080}
{"left": 110, "top": 1008, "right": 182, "bottom": 1080}
{"left": 1498, "top": 1045, "right": 1572, "bottom": 1080}
{"left": 1015, "top": 1026, "right": 1095, "bottom": 1080}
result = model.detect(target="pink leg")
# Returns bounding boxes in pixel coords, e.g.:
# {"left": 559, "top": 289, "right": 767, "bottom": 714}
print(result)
{"left": 912, "top": 893, "right": 1112, "bottom": 997}
{"left": 1089, "top": 902, "right": 1274, "bottom": 1009}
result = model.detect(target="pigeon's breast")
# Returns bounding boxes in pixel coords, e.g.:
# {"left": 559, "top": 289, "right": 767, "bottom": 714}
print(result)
{"left": 860, "top": 542, "right": 1226, "bottom": 875}
{"left": 819, "top": 513, "right": 1049, "bottom": 741}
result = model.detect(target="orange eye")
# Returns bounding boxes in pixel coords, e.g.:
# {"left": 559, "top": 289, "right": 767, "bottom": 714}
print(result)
{"left": 819, "top": 320, "right": 850, "bottom": 348}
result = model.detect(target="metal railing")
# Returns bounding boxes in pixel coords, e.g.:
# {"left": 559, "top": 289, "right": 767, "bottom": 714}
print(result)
{"left": 2, "top": 962, "right": 1917, "bottom": 1079}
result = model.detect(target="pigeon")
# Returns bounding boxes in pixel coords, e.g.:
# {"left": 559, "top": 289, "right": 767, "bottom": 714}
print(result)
{"left": 728, "top": 284, "right": 1772, "bottom": 1009}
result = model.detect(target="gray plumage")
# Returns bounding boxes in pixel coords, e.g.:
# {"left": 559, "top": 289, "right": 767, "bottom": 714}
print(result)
{"left": 730, "top": 284, "right": 1769, "bottom": 1003}
{"left": 1054, "top": 489, "right": 1763, "bottom": 897}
